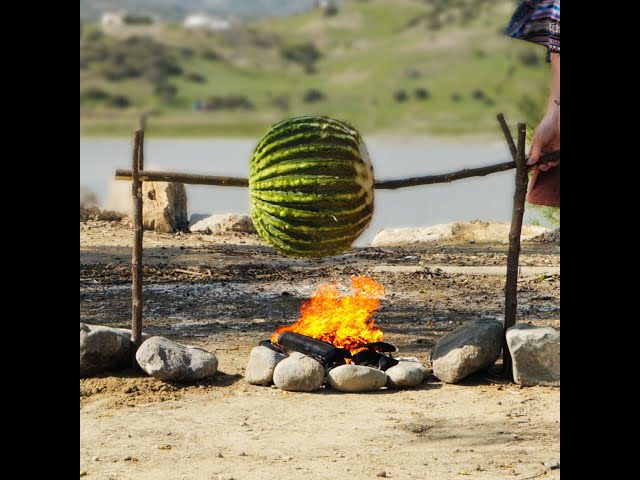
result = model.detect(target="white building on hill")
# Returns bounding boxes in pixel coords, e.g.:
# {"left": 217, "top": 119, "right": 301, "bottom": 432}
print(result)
{"left": 100, "top": 11, "right": 126, "bottom": 26}
{"left": 184, "top": 13, "right": 230, "bottom": 31}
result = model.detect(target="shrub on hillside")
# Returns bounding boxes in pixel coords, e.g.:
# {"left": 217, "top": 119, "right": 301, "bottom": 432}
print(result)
{"left": 414, "top": 88, "right": 430, "bottom": 100}
{"left": 81, "top": 87, "right": 110, "bottom": 102}
{"left": 180, "top": 47, "right": 195, "bottom": 58}
{"left": 249, "top": 31, "right": 281, "bottom": 49}
{"left": 154, "top": 83, "right": 178, "bottom": 103}
{"left": 270, "top": 94, "right": 290, "bottom": 111}
{"left": 325, "top": 3, "right": 340, "bottom": 17}
{"left": 87, "top": 36, "right": 181, "bottom": 84}
{"left": 394, "top": 90, "right": 408, "bottom": 103}
{"left": 124, "top": 15, "right": 153, "bottom": 25}
{"left": 101, "top": 61, "right": 141, "bottom": 81}
{"left": 471, "top": 88, "right": 485, "bottom": 100}
{"left": 204, "top": 95, "right": 254, "bottom": 111}
{"left": 518, "top": 50, "right": 540, "bottom": 67}
{"left": 108, "top": 95, "right": 131, "bottom": 108}
{"left": 303, "top": 89, "right": 326, "bottom": 103}
{"left": 84, "top": 29, "right": 103, "bottom": 43}
{"left": 280, "top": 42, "right": 322, "bottom": 73}
{"left": 202, "top": 48, "right": 223, "bottom": 61}
{"left": 185, "top": 72, "right": 206, "bottom": 83}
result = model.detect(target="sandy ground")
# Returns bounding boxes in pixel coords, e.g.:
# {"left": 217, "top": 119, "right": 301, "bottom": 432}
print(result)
{"left": 80, "top": 219, "right": 560, "bottom": 480}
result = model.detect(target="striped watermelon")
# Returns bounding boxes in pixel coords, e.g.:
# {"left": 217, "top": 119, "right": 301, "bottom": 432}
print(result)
{"left": 249, "top": 115, "right": 375, "bottom": 258}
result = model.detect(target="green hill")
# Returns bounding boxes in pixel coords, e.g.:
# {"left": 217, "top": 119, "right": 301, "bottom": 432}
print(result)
{"left": 80, "top": 0, "right": 549, "bottom": 138}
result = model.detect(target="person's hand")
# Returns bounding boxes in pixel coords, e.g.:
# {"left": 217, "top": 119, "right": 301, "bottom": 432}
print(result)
{"left": 527, "top": 107, "right": 560, "bottom": 172}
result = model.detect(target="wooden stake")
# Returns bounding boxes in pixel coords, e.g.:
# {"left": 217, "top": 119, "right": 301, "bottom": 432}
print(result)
{"left": 503, "top": 123, "right": 529, "bottom": 378}
{"left": 131, "top": 129, "right": 144, "bottom": 356}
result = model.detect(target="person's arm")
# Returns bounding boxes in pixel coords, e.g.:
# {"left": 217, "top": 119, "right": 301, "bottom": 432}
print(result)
{"left": 527, "top": 52, "right": 560, "bottom": 171}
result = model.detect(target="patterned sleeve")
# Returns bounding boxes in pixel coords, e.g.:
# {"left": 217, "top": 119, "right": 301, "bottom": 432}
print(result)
{"left": 505, "top": 0, "right": 560, "bottom": 54}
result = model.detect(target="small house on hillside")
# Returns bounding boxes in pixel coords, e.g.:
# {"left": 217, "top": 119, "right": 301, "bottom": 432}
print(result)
{"left": 184, "top": 13, "right": 231, "bottom": 31}
{"left": 100, "top": 11, "right": 126, "bottom": 26}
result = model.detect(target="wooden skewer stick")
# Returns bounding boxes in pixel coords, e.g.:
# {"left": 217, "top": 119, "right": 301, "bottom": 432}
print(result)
{"left": 113, "top": 150, "right": 559, "bottom": 190}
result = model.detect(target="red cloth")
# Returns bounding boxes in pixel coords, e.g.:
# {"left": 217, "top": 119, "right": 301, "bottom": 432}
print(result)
{"left": 528, "top": 163, "right": 560, "bottom": 207}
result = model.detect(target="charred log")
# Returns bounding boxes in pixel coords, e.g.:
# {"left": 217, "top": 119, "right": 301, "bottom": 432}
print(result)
{"left": 378, "top": 355, "right": 399, "bottom": 371}
{"left": 357, "top": 341, "right": 398, "bottom": 353}
{"left": 352, "top": 349, "right": 383, "bottom": 366}
{"left": 276, "top": 332, "right": 352, "bottom": 365}
{"left": 259, "top": 339, "right": 286, "bottom": 354}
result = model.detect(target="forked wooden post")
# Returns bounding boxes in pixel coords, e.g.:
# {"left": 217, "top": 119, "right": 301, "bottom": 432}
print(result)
{"left": 131, "top": 129, "right": 144, "bottom": 358}
{"left": 502, "top": 123, "right": 529, "bottom": 379}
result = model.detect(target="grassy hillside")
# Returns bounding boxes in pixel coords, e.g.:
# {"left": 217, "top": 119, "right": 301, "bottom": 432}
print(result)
{"left": 80, "top": 0, "right": 549, "bottom": 138}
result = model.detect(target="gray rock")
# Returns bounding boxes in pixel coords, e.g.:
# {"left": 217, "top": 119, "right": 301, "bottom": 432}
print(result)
{"left": 371, "top": 221, "right": 549, "bottom": 247}
{"left": 385, "top": 362, "right": 425, "bottom": 389}
{"left": 431, "top": 318, "right": 503, "bottom": 383}
{"left": 544, "top": 461, "right": 560, "bottom": 470}
{"left": 189, "top": 214, "right": 256, "bottom": 235}
{"left": 142, "top": 182, "right": 188, "bottom": 233}
{"left": 506, "top": 324, "right": 560, "bottom": 387}
{"left": 395, "top": 357, "right": 432, "bottom": 377}
{"left": 135, "top": 336, "right": 218, "bottom": 382}
{"left": 372, "top": 224, "right": 455, "bottom": 246}
{"left": 327, "top": 364, "right": 388, "bottom": 392}
{"left": 245, "top": 346, "right": 287, "bottom": 386}
{"left": 272, "top": 352, "right": 325, "bottom": 392}
{"left": 80, "top": 323, "right": 133, "bottom": 377}
{"left": 531, "top": 227, "right": 560, "bottom": 244}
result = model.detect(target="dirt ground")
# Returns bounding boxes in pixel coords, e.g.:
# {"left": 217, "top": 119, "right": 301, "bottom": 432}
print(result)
{"left": 80, "top": 219, "right": 560, "bottom": 480}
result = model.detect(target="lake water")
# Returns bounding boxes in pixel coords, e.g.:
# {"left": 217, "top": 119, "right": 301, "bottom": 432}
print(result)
{"left": 80, "top": 137, "right": 517, "bottom": 246}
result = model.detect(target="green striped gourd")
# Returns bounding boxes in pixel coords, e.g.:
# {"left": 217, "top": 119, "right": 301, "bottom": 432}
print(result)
{"left": 249, "top": 115, "right": 374, "bottom": 258}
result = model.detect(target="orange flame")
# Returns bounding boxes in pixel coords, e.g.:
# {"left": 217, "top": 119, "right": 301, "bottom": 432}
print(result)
{"left": 271, "top": 276, "right": 385, "bottom": 353}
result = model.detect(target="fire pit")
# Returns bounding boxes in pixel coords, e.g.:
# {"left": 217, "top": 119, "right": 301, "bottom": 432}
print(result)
{"left": 245, "top": 277, "right": 429, "bottom": 392}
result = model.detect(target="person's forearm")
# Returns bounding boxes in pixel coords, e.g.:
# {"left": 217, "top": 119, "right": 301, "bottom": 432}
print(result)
{"left": 547, "top": 53, "right": 560, "bottom": 111}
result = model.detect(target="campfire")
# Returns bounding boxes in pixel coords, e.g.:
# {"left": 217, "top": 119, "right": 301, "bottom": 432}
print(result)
{"left": 263, "top": 276, "right": 399, "bottom": 370}
{"left": 246, "top": 277, "right": 428, "bottom": 392}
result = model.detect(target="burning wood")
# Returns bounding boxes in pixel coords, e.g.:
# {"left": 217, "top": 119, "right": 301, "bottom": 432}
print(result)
{"left": 267, "top": 276, "right": 400, "bottom": 369}
{"left": 276, "top": 332, "right": 351, "bottom": 366}
{"left": 271, "top": 276, "right": 386, "bottom": 354}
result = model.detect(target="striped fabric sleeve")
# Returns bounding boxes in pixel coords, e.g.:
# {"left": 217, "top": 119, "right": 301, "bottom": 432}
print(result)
{"left": 505, "top": 0, "right": 560, "bottom": 54}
